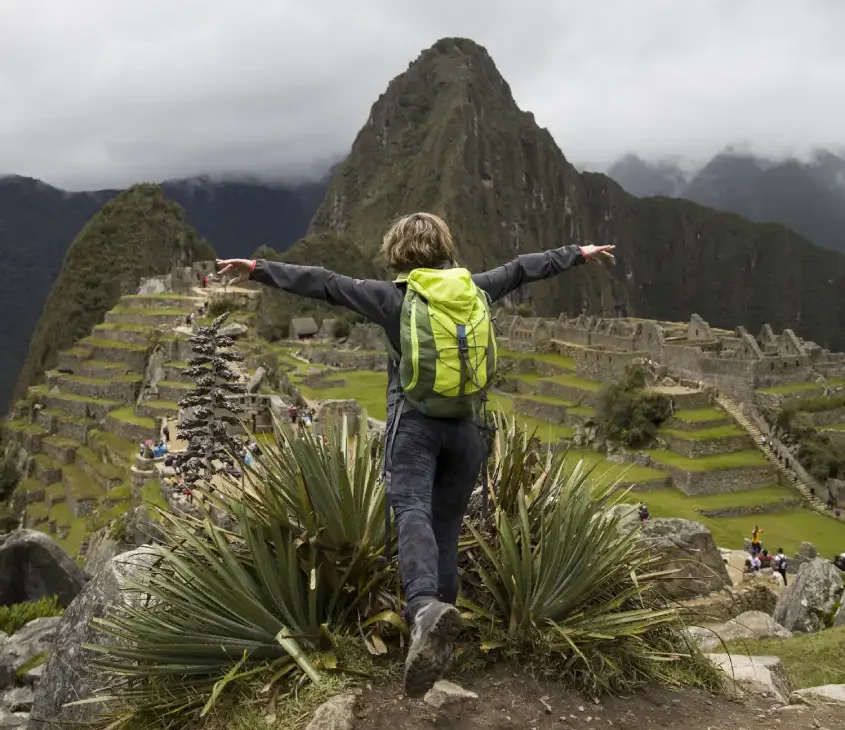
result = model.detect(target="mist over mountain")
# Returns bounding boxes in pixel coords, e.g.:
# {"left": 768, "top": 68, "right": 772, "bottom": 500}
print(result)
{"left": 0, "top": 174, "right": 327, "bottom": 412}
{"left": 601, "top": 150, "right": 845, "bottom": 254}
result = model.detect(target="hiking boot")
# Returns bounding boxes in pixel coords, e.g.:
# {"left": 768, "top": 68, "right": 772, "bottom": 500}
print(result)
{"left": 403, "top": 601, "right": 461, "bottom": 698}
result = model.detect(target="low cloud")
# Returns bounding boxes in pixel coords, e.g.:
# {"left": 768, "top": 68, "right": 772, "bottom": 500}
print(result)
{"left": 1, "top": 0, "right": 843, "bottom": 189}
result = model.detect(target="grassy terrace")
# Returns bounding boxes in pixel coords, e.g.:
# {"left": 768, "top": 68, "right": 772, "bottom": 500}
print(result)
{"left": 491, "top": 394, "right": 575, "bottom": 442}
{"left": 672, "top": 408, "right": 728, "bottom": 423}
{"left": 140, "top": 479, "right": 168, "bottom": 511}
{"left": 642, "top": 487, "right": 845, "bottom": 554}
{"left": 498, "top": 348, "right": 576, "bottom": 371}
{"left": 27, "top": 502, "right": 49, "bottom": 520}
{"left": 46, "top": 482, "right": 67, "bottom": 500}
{"left": 41, "top": 390, "right": 121, "bottom": 407}
{"left": 724, "top": 626, "right": 845, "bottom": 690}
{"left": 77, "top": 336, "right": 147, "bottom": 352}
{"left": 89, "top": 430, "right": 138, "bottom": 461}
{"left": 48, "top": 371, "right": 142, "bottom": 385}
{"left": 294, "top": 370, "right": 389, "bottom": 421}
{"left": 94, "top": 322, "right": 154, "bottom": 332}
{"left": 658, "top": 425, "right": 746, "bottom": 440}
{"left": 139, "top": 400, "right": 179, "bottom": 411}
{"left": 63, "top": 463, "right": 104, "bottom": 500}
{"left": 540, "top": 373, "right": 602, "bottom": 391}
{"left": 822, "top": 424, "right": 845, "bottom": 431}
{"left": 76, "top": 446, "right": 125, "bottom": 481}
{"left": 109, "top": 306, "right": 190, "bottom": 316}
{"left": 514, "top": 393, "right": 578, "bottom": 408}
{"left": 108, "top": 406, "right": 157, "bottom": 430}
{"left": 157, "top": 380, "right": 193, "bottom": 390}
{"left": 758, "top": 378, "right": 845, "bottom": 395}
{"left": 16, "top": 478, "right": 44, "bottom": 495}
{"left": 644, "top": 449, "right": 769, "bottom": 471}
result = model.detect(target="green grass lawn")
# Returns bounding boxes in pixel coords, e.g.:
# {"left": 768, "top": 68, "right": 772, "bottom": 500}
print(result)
{"left": 658, "top": 425, "right": 746, "bottom": 440}
{"left": 62, "top": 464, "right": 104, "bottom": 501}
{"left": 645, "top": 449, "right": 769, "bottom": 471}
{"left": 724, "top": 626, "right": 845, "bottom": 690}
{"left": 295, "top": 370, "right": 389, "bottom": 421}
{"left": 758, "top": 382, "right": 822, "bottom": 395}
{"left": 514, "top": 393, "right": 578, "bottom": 407}
{"left": 672, "top": 408, "right": 729, "bottom": 423}
{"left": 141, "top": 480, "right": 168, "bottom": 511}
{"left": 78, "top": 336, "right": 146, "bottom": 352}
{"left": 539, "top": 373, "right": 602, "bottom": 392}
{"left": 498, "top": 348, "right": 575, "bottom": 371}
{"left": 561, "top": 450, "right": 668, "bottom": 485}
{"left": 822, "top": 424, "right": 845, "bottom": 431}
{"left": 640, "top": 488, "right": 845, "bottom": 554}
{"left": 108, "top": 406, "right": 157, "bottom": 430}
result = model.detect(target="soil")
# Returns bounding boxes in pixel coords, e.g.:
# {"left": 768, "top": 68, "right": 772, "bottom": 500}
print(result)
{"left": 353, "top": 667, "right": 845, "bottom": 730}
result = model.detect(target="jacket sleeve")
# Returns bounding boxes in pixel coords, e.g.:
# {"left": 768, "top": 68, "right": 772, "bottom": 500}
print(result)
{"left": 471, "top": 245, "right": 586, "bottom": 303}
{"left": 249, "top": 259, "right": 400, "bottom": 328}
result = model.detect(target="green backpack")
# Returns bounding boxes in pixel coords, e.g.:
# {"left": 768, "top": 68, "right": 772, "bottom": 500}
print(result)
{"left": 391, "top": 267, "right": 498, "bottom": 419}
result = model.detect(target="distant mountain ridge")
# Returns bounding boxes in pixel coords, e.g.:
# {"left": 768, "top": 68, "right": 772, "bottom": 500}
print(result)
{"left": 0, "top": 174, "right": 328, "bottom": 412}
{"left": 605, "top": 150, "right": 845, "bottom": 254}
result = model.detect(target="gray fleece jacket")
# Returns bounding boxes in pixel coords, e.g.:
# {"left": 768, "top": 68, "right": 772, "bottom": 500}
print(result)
{"left": 249, "top": 245, "right": 585, "bottom": 437}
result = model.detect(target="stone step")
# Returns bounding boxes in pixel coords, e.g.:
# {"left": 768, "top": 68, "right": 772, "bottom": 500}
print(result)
{"left": 56, "top": 346, "right": 94, "bottom": 371}
{"left": 136, "top": 400, "right": 179, "bottom": 420}
{"left": 154, "top": 381, "right": 194, "bottom": 403}
{"left": 62, "top": 463, "right": 105, "bottom": 517}
{"left": 41, "top": 435, "right": 80, "bottom": 465}
{"left": 163, "top": 361, "right": 191, "bottom": 381}
{"left": 45, "top": 482, "right": 67, "bottom": 510}
{"left": 75, "top": 337, "right": 149, "bottom": 371}
{"left": 119, "top": 294, "right": 200, "bottom": 311}
{"left": 46, "top": 371, "right": 142, "bottom": 403}
{"left": 74, "top": 446, "right": 126, "bottom": 491}
{"left": 37, "top": 389, "right": 121, "bottom": 421}
{"left": 32, "top": 453, "right": 63, "bottom": 486}
{"left": 91, "top": 323, "right": 156, "bottom": 347}
{"left": 104, "top": 407, "right": 160, "bottom": 444}
{"left": 105, "top": 308, "right": 189, "bottom": 328}
{"left": 69, "top": 359, "right": 141, "bottom": 380}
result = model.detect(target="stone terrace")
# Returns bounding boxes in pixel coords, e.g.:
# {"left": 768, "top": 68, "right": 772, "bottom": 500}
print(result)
{"left": 2, "top": 285, "right": 202, "bottom": 558}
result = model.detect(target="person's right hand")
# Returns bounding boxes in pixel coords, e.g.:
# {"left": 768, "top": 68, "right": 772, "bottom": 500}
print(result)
{"left": 216, "top": 259, "right": 253, "bottom": 284}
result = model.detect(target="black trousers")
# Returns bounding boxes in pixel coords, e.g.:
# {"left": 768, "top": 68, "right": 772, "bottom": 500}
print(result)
{"left": 386, "top": 409, "right": 484, "bottom": 622}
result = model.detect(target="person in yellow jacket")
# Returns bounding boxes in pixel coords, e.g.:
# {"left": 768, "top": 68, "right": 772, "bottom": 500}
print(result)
{"left": 217, "top": 213, "right": 615, "bottom": 696}
{"left": 751, "top": 524, "right": 764, "bottom": 554}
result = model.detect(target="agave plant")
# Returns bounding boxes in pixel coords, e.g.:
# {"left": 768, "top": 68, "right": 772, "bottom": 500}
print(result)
{"left": 83, "top": 414, "right": 398, "bottom": 728}
{"left": 462, "top": 444, "right": 680, "bottom": 694}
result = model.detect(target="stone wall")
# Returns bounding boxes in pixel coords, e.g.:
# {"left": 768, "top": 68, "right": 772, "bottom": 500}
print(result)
{"left": 315, "top": 399, "right": 362, "bottom": 434}
{"left": 513, "top": 397, "right": 569, "bottom": 424}
{"left": 302, "top": 346, "right": 386, "bottom": 371}
{"left": 661, "top": 433, "right": 753, "bottom": 459}
{"left": 536, "top": 380, "right": 598, "bottom": 406}
{"left": 697, "top": 498, "right": 802, "bottom": 518}
{"left": 573, "top": 348, "right": 645, "bottom": 382}
{"left": 346, "top": 323, "right": 385, "bottom": 351}
{"left": 669, "top": 465, "right": 776, "bottom": 496}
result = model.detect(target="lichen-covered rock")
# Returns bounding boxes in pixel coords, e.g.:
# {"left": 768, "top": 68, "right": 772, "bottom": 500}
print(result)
{"left": 689, "top": 611, "right": 791, "bottom": 652}
{"left": 305, "top": 693, "right": 358, "bottom": 730}
{"left": 773, "top": 557, "right": 844, "bottom": 633}
{"left": 0, "top": 617, "right": 60, "bottom": 690}
{"left": 0, "top": 530, "right": 86, "bottom": 607}
{"left": 0, "top": 686, "right": 33, "bottom": 713}
{"left": 638, "top": 518, "right": 731, "bottom": 599}
{"left": 219, "top": 322, "right": 248, "bottom": 340}
{"left": 790, "top": 684, "right": 845, "bottom": 705}
{"left": 28, "top": 548, "right": 157, "bottom": 729}
{"left": 707, "top": 653, "right": 790, "bottom": 704}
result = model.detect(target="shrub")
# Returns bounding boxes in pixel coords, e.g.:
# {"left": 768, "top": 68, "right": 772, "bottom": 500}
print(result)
{"left": 0, "top": 595, "right": 64, "bottom": 635}
{"left": 87, "top": 418, "right": 710, "bottom": 725}
{"left": 596, "top": 365, "right": 671, "bottom": 448}
{"left": 0, "top": 456, "right": 20, "bottom": 502}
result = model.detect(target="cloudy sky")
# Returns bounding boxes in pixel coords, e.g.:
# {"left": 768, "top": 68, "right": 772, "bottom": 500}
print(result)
{"left": 2, "top": 0, "right": 843, "bottom": 190}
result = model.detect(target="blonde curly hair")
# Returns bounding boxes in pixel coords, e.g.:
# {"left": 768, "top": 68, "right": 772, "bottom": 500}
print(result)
{"left": 381, "top": 212, "right": 457, "bottom": 272}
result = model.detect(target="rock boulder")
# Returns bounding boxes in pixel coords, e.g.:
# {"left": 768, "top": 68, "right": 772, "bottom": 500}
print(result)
{"left": 638, "top": 518, "right": 731, "bottom": 599}
{"left": 707, "top": 653, "right": 790, "bottom": 704}
{"left": 790, "top": 684, "right": 845, "bottom": 706}
{"left": 29, "top": 548, "right": 157, "bottom": 729}
{"left": 0, "top": 618, "right": 60, "bottom": 690}
{"left": 0, "top": 531, "right": 86, "bottom": 607}
{"left": 689, "top": 611, "right": 791, "bottom": 652}
{"left": 773, "top": 557, "right": 844, "bottom": 633}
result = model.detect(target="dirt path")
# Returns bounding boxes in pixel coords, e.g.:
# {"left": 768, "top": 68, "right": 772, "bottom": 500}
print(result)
{"left": 354, "top": 669, "right": 845, "bottom": 729}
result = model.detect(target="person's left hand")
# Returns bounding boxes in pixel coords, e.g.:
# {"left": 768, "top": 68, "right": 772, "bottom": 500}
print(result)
{"left": 580, "top": 244, "right": 616, "bottom": 264}
{"left": 216, "top": 258, "right": 253, "bottom": 284}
